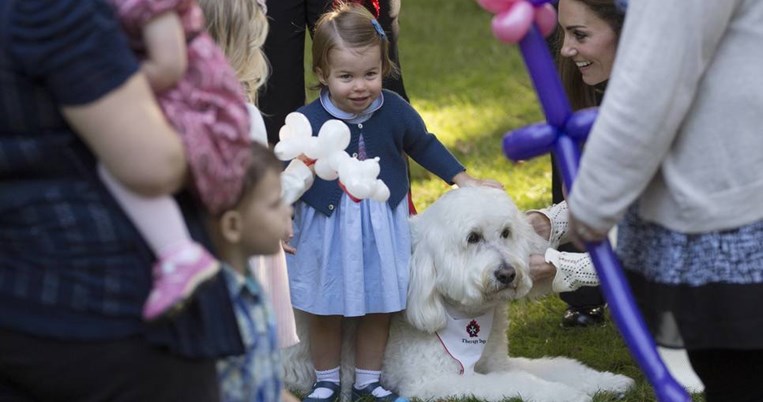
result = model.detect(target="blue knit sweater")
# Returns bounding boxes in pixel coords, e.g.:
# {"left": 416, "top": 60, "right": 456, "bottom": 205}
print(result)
{"left": 298, "top": 90, "right": 465, "bottom": 216}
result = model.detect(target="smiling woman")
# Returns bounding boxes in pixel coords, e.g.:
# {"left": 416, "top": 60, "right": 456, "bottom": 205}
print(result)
{"left": 556, "top": 0, "right": 625, "bottom": 109}
{"left": 549, "top": 0, "right": 625, "bottom": 327}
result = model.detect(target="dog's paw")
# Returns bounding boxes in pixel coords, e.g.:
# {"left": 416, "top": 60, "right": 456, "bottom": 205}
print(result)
{"left": 594, "top": 372, "right": 635, "bottom": 395}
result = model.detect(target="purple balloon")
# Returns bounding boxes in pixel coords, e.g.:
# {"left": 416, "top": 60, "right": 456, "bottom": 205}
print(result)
{"left": 502, "top": 123, "right": 557, "bottom": 160}
{"left": 489, "top": 10, "right": 691, "bottom": 402}
{"left": 564, "top": 107, "right": 598, "bottom": 141}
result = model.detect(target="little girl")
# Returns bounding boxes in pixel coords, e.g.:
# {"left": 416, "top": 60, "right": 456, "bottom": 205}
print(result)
{"left": 103, "top": 0, "right": 252, "bottom": 320}
{"left": 285, "top": 3, "right": 501, "bottom": 401}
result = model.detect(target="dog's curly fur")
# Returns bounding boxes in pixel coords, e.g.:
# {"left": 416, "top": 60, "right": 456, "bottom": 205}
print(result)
{"left": 283, "top": 187, "right": 633, "bottom": 401}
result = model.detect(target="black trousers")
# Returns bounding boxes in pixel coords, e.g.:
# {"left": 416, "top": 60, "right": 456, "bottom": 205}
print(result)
{"left": 259, "top": 0, "right": 408, "bottom": 144}
{"left": 0, "top": 328, "right": 220, "bottom": 402}
{"left": 551, "top": 155, "right": 606, "bottom": 309}
{"left": 687, "top": 349, "right": 763, "bottom": 402}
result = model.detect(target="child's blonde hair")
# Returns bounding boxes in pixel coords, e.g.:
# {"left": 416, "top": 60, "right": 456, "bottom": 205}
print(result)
{"left": 311, "top": 2, "right": 397, "bottom": 89}
{"left": 198, "top": 0, "right": 269, "bottom": 104}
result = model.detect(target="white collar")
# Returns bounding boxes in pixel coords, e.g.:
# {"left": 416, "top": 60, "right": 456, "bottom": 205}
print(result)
{"left": 319, "top": 88, "right": 384, "bottom": 124}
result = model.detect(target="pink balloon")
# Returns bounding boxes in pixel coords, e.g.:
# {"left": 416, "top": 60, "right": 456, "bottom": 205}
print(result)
{"left": 476, "top": 0, "right": 518, "bottom": 14}
{"left": 491, "top": 1, "right": 534, "bottom": 44}
{"left": 535, "top": 3, "right": 558, "bottom": 38}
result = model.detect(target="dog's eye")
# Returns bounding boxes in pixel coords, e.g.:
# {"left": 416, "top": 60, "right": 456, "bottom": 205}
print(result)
{"left": 501, "top": 228, "right": 511, "bottom": 239}
{"left": 467, "top": 232, "right": 482, "bottom": 244}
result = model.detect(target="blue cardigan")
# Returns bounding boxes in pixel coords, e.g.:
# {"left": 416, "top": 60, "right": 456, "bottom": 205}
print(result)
{"left": 298, "top": 90, "right": 465, "bottom": 216}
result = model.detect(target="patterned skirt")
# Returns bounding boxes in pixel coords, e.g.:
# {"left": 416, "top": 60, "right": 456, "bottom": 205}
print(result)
{"left": 617, "top": 206, "right": 763, "bottom": 349}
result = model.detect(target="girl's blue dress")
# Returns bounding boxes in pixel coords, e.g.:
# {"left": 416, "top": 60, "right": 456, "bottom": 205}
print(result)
{"left": 286, "top": 92, "right": 411, "bottom": 317}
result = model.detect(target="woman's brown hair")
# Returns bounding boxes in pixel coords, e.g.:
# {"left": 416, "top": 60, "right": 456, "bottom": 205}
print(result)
{"left": 554, "top": 0, "right": 625, "bottom": 110}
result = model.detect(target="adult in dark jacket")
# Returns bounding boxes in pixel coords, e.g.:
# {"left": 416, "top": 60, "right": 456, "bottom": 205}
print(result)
{"left": 0, "top": 1, "right": 243, "bottom": 400}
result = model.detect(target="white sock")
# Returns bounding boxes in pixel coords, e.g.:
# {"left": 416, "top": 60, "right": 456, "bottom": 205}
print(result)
{"left": 309, "top": 367, "right": 340, "bottom": 399}
{"left": 354, "top": 368, "right": 391, "bottom": 397}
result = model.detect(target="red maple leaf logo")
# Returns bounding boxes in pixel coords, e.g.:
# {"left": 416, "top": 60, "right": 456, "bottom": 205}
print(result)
{"left": 466, "top": 320, "right": 480, "bottom": 338}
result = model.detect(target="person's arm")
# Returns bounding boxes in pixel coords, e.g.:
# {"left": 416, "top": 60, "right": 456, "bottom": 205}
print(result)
{"left": 62, "top": 73, "right": 187, "bottom": 197}
{"left": 141, "top": 11, "right": 187, "bottom": 92}
{"left": 399, "top": 101, "right": 501, "bottom": 189}
{"left": 567, "top": 0, "right": 739, "bottom": 237}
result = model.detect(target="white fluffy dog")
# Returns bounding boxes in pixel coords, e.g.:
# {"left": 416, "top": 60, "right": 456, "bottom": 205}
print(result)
{"left": 283, "top": 187, "right": 633, "bottom": 402}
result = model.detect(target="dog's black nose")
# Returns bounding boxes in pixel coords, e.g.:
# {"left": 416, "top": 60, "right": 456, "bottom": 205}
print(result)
{"left": 494, "top": 266, "right": 516, "bottom": 285}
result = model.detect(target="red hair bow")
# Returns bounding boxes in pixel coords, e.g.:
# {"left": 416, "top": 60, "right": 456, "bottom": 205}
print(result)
{"left": 335, "top": 0, "right": 380, "bottom": 18}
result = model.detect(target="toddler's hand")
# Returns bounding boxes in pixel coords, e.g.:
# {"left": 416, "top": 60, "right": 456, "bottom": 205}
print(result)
{"left": 452, "top": 172, "right": 504, "bottom": 189}
{"left": 296, "top": 153, "right": 316, "bottom": 167}
{"left": 282, "top": 241, "right": 296, "bottom": 255}
{"left": 282, "top": 390, "right": 300, "bottom": 402}
{"left": 282, "top": 218, "right": 296, "bottom": 254}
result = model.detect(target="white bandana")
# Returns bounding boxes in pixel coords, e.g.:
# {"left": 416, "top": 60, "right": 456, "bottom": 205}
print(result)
{"left": 435, "top": 307, "right": 494, "bottom": 375}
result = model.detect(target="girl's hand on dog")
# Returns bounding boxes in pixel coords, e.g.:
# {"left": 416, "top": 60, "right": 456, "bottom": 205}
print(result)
{"left": 451, "top": 171, "right": 504, "bottom": 189}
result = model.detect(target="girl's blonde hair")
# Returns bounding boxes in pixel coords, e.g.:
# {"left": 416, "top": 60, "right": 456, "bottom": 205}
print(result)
{"left": 311, "top": 2, "right": 397, "bottom": 89}
{"left": 198, "top": 0, "right": 269, "bottom": 104}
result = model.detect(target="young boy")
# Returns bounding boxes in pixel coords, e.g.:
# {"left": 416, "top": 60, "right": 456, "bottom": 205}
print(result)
{"left": 209, "top": 142, "right": 296, "bottom": 401}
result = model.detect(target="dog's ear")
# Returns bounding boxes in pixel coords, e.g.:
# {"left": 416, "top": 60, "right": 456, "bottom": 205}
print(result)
{"left": 405, "top": 217, "right": 447, "bottom": 333}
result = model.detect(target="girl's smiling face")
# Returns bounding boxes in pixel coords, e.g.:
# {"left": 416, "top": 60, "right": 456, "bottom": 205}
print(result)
{"left": 558, "top": 0, "right": 618, "bottom": 86}
{"left": 318, "top": 45, "right": 383, "bottom": 115}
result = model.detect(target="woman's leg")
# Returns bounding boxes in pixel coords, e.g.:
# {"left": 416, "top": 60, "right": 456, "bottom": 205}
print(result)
{"left": 0, "top": 328, "right": 219, "bottom": 402}
{"left": 260, "top": 0, "right": 333, "bottom": 145}
{"left": 687, "top": 348, "right": 763, "bottom": 402}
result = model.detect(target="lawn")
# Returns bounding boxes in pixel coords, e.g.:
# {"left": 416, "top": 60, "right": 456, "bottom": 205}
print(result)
{"left": 305, "top": 0, "right": 703, "bottom": 400}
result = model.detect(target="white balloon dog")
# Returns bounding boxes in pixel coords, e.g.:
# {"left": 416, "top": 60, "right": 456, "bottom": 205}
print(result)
{"left": 274, "top": 112, "right": 390, "bottom": 203}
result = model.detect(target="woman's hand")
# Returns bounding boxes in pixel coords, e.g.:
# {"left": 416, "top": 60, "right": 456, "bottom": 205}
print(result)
{"left": 526, "top": 211, "right": 551, "bottom": 241}
{"left": 567, "top": 210, "right": 608, "bottom": 249}
{"left": 451, "top": 171, "right": 504, "bottom": 189}
{"left": 529, "top": 253, "right": 556, "bottom": 282}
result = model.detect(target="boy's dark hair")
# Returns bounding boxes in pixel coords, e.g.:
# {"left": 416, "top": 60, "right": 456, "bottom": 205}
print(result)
{"left": 233, "top": 142, "right": 283, "bottom": 209}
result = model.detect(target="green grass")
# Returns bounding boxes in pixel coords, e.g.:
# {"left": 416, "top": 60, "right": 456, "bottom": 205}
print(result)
{"left": 304, "top": 1, "right": 703, "bottom": 400}
{"left": 399, "top": 0, "right": 550, "bottom": 212}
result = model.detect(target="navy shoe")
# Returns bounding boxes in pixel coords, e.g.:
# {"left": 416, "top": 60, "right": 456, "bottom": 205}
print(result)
{"left": 303, "top": 381, "right": 340, "bottom": 402}
{"left": 351, "top": 382, "right": 408, "bottom": 402}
